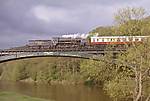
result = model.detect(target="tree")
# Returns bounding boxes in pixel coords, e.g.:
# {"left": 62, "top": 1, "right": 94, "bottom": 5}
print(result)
{"left": 115, "top": 7, "right": 146, "bottom": 24}
{"left": 0, "top": 61, "right": 29, "bottom": 81}
{"left": 114, "top": 7, "right": 150, "bottom": 36}
{"left": 80, "top": 51, "right": 117, "bottom": 85}
{"left": 89, "top": 26, "right": 113, "bottom": 36}
{"left": 118, "top": 40, "right": 150, "bottom": 101}
{"left": 103, "top": 7, "right": 150, "bottom": 101}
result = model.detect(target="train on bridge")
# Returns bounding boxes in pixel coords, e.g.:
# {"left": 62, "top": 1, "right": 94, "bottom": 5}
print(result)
{"left": 0, "top": 35, "right": 149, "bottom": 63}
{"left": 1, "top": 36, "right": 149, "bottom": 52}
{"left": 24, "top": 36, "right": 148, "bottom": 51}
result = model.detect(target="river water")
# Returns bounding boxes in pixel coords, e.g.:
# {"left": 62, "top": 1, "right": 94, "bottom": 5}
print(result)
{"left": 0, "top": 81, "right": 111, "bottom": 101}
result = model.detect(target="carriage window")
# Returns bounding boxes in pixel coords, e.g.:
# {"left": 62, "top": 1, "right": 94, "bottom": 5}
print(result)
{"left": 117, "top": 38, "right": 120, "bottom": 42}
{"left": 92, "top": 39, "right": 95, "bottom": 42}
{"left": 135, "top": 38, "right": 139, "bottom": 41}
{"left": 129, "top": 37, "right": 133, "bottom": 41}
{"left": 122, "top": 38, "right": 126, "bottom": 42}
{"left": 112, "top": 38, "right": 116, "bottom": 42}
{"left": 102, "top": 38, "right": 104, "bottom": 42}
{"left": 141, "top": 38, "right": 144, "bottom": 41}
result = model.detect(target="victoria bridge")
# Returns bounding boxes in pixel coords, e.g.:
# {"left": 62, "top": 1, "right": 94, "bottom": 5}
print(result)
{"left": 0, "top": 47, "right": 122, "bottom": 63}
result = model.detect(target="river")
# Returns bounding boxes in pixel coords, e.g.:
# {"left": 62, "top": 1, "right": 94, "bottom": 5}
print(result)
{"left": 0, "top": 81, "right": 111, "bottom": 101}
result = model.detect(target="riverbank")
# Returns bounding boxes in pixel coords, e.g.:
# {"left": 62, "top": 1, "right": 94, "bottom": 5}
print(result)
{"left": 0, "top": 81, "right": 111, "bottom": 101}
{"left": 0, "top": 91, "right": 50, "bottom": 101}
{"left": 0, "top": 57, "right": 112, "bottom": 101}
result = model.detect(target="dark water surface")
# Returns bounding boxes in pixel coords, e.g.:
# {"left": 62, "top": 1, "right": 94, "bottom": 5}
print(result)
{"left": 0, "top": 81, "right": 111, "bottom": 101}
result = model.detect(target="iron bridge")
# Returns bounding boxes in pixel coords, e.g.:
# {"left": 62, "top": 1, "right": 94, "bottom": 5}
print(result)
{"left": 0, "top": 50, "right": 121, "bottom": 63}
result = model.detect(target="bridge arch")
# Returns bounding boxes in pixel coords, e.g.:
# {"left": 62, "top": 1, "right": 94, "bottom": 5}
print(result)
{"left": 0, "top": 55, "right": 91, "bottom": 63}
{"left": 0, "top": 51, "right": 103, "bottom": 63}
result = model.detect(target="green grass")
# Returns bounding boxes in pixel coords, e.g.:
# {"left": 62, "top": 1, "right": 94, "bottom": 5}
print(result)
{"left": 0, "top": 91, "right": 51, "bottom": 101}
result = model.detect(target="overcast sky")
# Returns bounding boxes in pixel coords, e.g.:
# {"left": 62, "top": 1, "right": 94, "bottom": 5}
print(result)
{"left": 0, "top": 0, "right": 150, "bottom": 49}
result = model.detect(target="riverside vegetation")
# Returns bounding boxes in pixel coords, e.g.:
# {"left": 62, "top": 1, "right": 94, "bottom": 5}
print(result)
{"left": 0, "top": 57, "right": 83, "bottom": 85}
{"left": 0, "top": 7, "right": 150, "bottom": 101}
{"left": 89, "top": 7, "right": 150, "bottom": 101}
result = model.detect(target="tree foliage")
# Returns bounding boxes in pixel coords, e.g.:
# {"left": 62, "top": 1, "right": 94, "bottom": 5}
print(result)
{"left": 102, "top": 7, "right": 150, "bottom": 101}
{"left": 0, "top": 57, "right": 82, "bottom": 84}
{"left": 118, "top": 41, "right": 150, "bottom": 100}
{"left": 114, "top": 7, "right": 150, "bottom": 36}
{"left": 89, "top": 26, "right": 113, "bottom": 36}
{"left": 86, "top": 7, "right": 150, "bottom": 101}
{"left": 114, "top": 7, "right": 146, "bottom": 24}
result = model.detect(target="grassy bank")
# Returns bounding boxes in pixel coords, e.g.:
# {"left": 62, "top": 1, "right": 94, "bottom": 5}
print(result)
{"left": 0, "top": 91, "right": 50, "bottom": 101}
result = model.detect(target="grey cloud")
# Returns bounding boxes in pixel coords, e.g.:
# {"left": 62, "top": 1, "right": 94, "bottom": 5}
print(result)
{"left": 0, "top": 0, "right": 149, "bottom": 49}
{"left": 0, "top": 0, "right": 140, "bottom": 35}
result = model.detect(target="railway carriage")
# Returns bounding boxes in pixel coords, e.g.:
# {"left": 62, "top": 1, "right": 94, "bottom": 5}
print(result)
{"left": 90, "top": 36, "right": 148, "bottom": 45}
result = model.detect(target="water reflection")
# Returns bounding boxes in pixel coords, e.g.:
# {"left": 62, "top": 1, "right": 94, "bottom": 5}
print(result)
{"left": 0, "top": 81, "right": 111, "bottom": 101}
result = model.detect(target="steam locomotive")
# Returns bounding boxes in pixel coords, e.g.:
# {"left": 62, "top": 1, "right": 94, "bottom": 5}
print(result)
{"left": 27, "top": 37, "right": 87, "bottom": 50}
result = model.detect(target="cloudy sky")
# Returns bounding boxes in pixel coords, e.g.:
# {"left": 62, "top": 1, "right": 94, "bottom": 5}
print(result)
{"left": 0, "top": 0, "right": 150, "bottom": 49}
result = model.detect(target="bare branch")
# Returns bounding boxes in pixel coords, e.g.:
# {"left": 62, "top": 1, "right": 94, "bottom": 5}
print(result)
{"left": 142, "top": 68, "right": 150, "bottom": 78}
{"left": 145, "top": 94, "right": 150, "bottom": 101}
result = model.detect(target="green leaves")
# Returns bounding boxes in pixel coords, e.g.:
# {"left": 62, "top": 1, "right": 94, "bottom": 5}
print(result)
{"left": 113, "top": 7, "right": 150, "bottom": 36}
{"left": 104, "top": 76, "right": 134, "bottom": 101}
{"left": 112, "top": 40, "right": 150, "bottom": 100}
{"left": 89, "top": 26, "right": 113, "bottom": 36}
